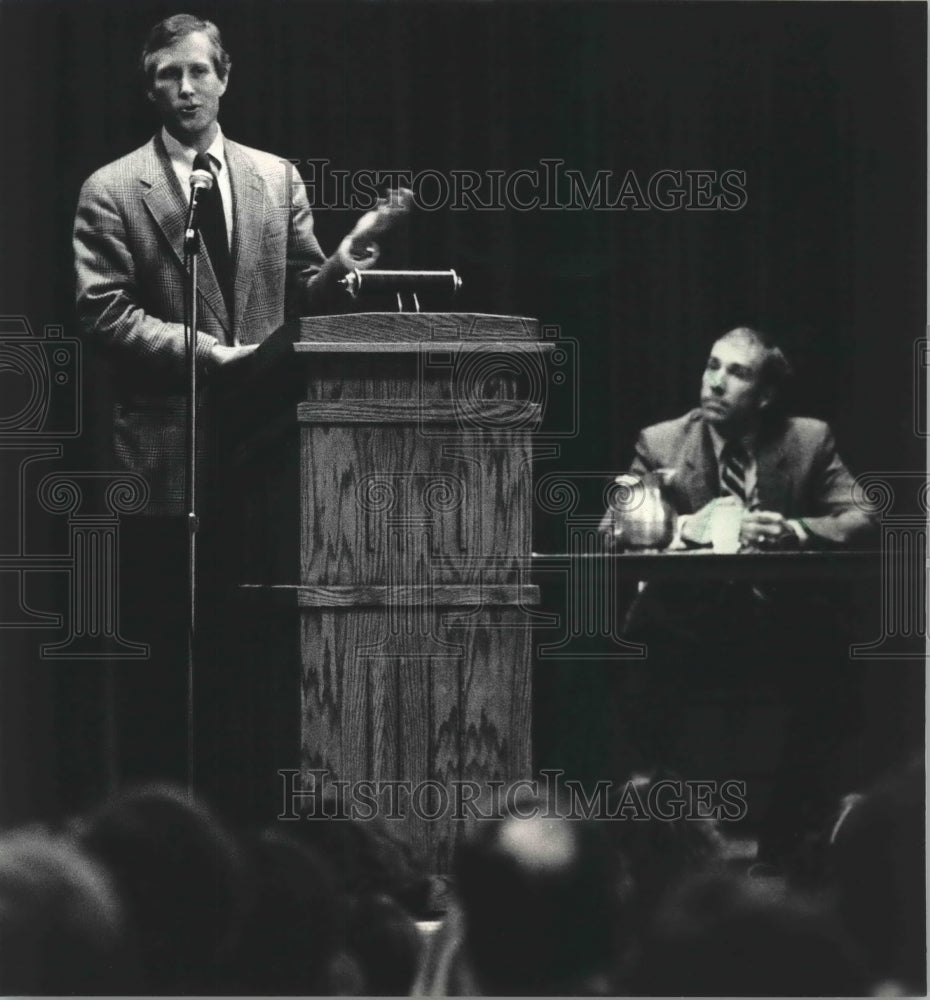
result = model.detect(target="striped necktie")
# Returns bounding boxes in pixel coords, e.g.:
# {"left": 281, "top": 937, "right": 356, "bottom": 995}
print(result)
{"left": 719, "top": 440, "right": 749, "bottom": 504}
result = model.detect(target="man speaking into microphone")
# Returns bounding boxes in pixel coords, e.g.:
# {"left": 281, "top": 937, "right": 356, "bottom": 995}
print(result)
{"left": 72, "top": 13, "right": 408, "bottom": 785}
{"left": 74, "top": 12, "right": 407, "bottom": 516}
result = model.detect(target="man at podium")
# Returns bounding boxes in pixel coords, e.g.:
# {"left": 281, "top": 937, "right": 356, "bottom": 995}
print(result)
{"left": 71, "top": 12, "right": 408, "bottom": 784}
{"left": 74, "top": 12, "right": 408, "bottom": 516}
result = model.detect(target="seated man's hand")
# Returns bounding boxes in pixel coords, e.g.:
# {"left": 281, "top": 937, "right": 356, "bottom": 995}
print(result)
{"left": 206, "top": 343, "right": 259, "bottom": 370}
{"left": 678, "top": 500, "right": 718, "bottom": 546}
{"left": 337, "top": 187, "right": 414, "bottom": 269}
{"left": 739, "top": 510, "right": 802, "bottom": 550}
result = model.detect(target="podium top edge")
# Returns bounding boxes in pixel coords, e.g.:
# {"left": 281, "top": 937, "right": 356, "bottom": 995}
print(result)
{"left": 292, "top": 342, "right": 556, "bottom": 354}
{"left": 297, "top": 313, "right": 542, "bottom": 342}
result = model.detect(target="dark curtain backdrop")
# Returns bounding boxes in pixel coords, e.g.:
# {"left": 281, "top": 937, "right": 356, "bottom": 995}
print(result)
{"left": 0, "top": 0, "right": 925, "bottom": 822}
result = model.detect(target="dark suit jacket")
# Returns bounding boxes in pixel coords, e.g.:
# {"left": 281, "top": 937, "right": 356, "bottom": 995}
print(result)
{"left": 628, "top": 408, "right": 874, "bottom": 548}
{"left": 615, "top": 407, "right": 877, "bottom": 665}
{"left": 74, "top": 133, "right": 347, "bottom": 514}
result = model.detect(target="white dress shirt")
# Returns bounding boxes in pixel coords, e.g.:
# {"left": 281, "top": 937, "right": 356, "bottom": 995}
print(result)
{"left": 675, "top": 424, "right": 807, "bottom": 546}
{"left": 161, "top": 125, "right": 233, "bottom": 246}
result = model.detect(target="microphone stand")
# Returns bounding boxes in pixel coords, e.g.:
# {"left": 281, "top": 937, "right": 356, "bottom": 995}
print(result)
{"left": 182, "top": 181, "right": 206, "bottom": 796}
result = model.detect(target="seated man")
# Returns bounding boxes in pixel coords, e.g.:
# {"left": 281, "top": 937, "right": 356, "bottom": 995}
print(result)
{"left": 604, "top": 325, "right": 873, "bottom": 551}
{"left": 603, "top": 326, "right": 876, "bottom": 865}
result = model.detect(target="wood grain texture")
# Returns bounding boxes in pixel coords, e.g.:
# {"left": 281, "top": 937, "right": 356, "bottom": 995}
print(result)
{"left": 299, "top": 313, "right": 540, "bottom": 342}
{"left": 293, "top": 342, "right": 556, "bottom": 354}
{"left": 296, "top": 400, "right": 542, "bottom": 425}
{"left": 239, "top": 584, "right": 541, "bottom": 606}
{"left": 298, "top": 584, "right": 539, "bottom": 606}
{"left": 228, "top": 314, "right": 540, "bottom": 871}
{"left": 297, "top": 607, "right": 533, "bottom": 871}
{"left": 300, "top": 428, "right": 532, "bottom": 584}
{"left": 397, "top": 655, "right": 432, "bottom": 860}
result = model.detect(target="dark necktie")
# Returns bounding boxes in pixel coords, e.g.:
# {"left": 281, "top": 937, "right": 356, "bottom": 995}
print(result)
{"left": 719, "top": 440, "right": 749, "bottom": 504}
{"left": 192, "top": 152, "right": 233, "bottom": 321}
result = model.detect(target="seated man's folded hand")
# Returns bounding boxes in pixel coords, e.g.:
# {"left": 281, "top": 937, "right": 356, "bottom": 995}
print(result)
{"left": 680, "top": 503, "right": 805, "bottom": 550}
{"left": 739, "top": 510, "right": 803, "bottom": 550}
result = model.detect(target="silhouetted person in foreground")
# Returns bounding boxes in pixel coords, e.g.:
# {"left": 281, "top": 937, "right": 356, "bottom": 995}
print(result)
{"left": 227, "top": 828, "right": 363, "bottom": 995}
{"left": 347, "top": 891, "right": 423, "bottom": 995}
{"left": 450, "top": 805, "right": 621, "bottom": 995}
{"left": 0, "top": 828, "right": 141, "bottom": 994}
{"left": 630, "top": 870, "right": 868, "bottom": 996}
{"left": 605, "top": 769, "right": 728, "bottom": 985}
{"left": 828, "top": 754, "right": 926, "bottom": 994}
{"left": 282, "top": 803, "right": 428, "bottom": 993}
{"left": 72, "top": 783, "right": 247, "bottom": 994}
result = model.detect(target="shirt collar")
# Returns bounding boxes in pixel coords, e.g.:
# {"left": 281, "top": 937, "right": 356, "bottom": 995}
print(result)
{"left": 161, "top": 125, "right": 228, "bottom": 174}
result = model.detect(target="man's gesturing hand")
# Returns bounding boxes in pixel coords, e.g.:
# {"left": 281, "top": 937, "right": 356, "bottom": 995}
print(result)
{"left": 337, "top": 187, "right": 414, "bottom": 269}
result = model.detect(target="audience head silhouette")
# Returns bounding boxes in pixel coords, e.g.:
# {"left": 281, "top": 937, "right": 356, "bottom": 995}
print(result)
{"left": 227, "top": 828, "right": 356, "bottom": 995}
{"left": 3, "top": 764, "right": 921, "bottom": 996}
{"left": 72, "top": 782, "right": 247, "bottom": 993}
{"left": 631, "top": 870, "right": 868, "bottom": 996}
{"left": 0, "top": 828, "right": 140, "bottom": 994}
{"left": 829, "top": 755, "right": 926, "bottom": 993}
{"left": 454, "top": 804, "right": 619, "bottom": 995}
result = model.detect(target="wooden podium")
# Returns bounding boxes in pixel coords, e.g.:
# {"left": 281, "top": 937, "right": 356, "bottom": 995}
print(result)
{"left": 223, "top": 313, "right": 544, "bottom": 871}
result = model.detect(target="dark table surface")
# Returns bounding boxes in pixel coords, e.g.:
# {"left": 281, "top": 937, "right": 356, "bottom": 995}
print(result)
{"left": 530, "top": 549, "right": 884, "bottom": 582}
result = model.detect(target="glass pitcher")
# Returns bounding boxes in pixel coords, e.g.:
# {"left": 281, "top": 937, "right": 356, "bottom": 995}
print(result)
{"left": 604, "top": 469, "right": 677, "bottom": 550}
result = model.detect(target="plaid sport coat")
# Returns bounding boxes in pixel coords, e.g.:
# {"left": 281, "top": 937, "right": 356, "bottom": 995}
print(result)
{"left": 74, "top": 133, "right": 345, "bottom": 514}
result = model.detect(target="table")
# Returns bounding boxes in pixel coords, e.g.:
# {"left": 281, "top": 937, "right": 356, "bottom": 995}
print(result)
{"left": 530, "top": 549, "right": 884, "bottom": 582}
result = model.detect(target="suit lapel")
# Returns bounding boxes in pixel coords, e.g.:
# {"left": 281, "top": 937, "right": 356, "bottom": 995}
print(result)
{"left": 677, "top": 413, "right": 718, "bottom": 512}
{"left": 225, "top": 140, "right": 266, "bottom": 340}
{"left": 140, "top": 135, "right": 231, "bottom": 336}
{"left": 756, "top": 430, "right": 790, "bottom": 512}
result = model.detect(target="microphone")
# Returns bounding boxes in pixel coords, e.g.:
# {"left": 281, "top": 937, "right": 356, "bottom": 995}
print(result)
{"left": 184, "top": 169, "right": 215, "bottom": 252}
{"left": 190, "top": 168, "right": 214, "bottom": 192}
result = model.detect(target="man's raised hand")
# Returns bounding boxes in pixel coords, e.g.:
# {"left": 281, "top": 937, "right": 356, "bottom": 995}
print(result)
{"left": 338, "top": 187, "right": 414, "bottom": 269}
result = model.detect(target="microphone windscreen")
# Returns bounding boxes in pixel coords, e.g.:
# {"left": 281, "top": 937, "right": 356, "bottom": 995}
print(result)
{"left": 189, "top": 169, "right": 214, "bottom": 191}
